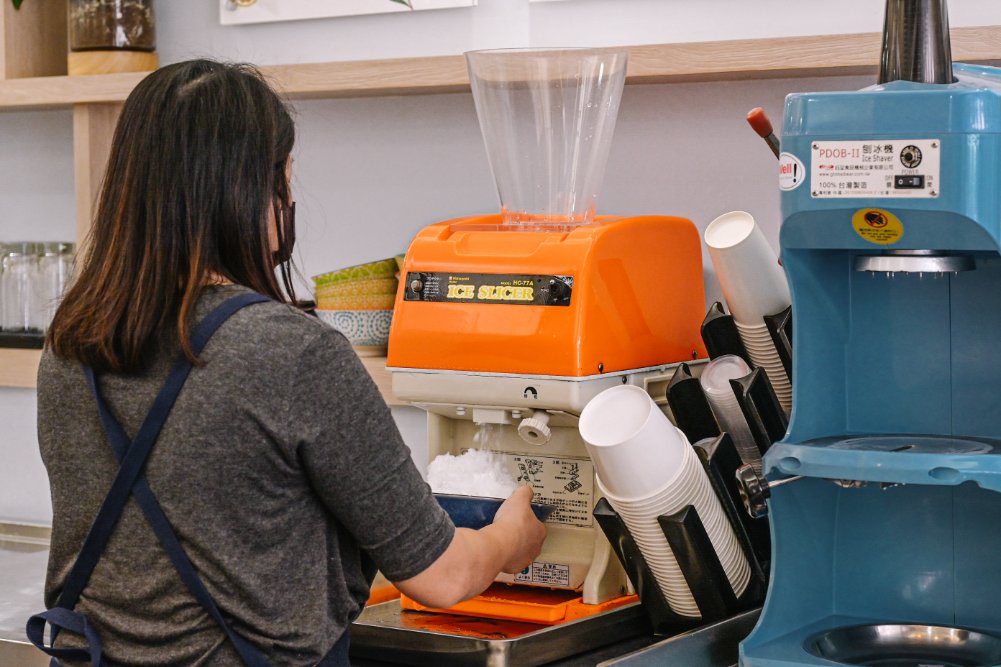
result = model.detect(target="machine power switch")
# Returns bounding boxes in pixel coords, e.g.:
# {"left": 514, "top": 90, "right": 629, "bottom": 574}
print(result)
{"left": 894, "top": 175, "right": 925, "bottom": 189}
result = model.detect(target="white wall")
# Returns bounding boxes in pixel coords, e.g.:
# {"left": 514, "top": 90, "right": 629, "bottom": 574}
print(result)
{"left": 2, "top": 0, "right": 997, "bottom": 522}
{"left": 161, "top": 0, "right": 1001, "bottom": 65}
{"left": 0, "top": 110, "right": 74, "bottom": 523}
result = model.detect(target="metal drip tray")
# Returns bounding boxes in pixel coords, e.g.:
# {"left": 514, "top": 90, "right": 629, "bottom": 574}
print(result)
{"left": 804, "top": 624, "right": 1001, "bottom": 667}
{"left": 825, "top": 435, "right": 995, "bottom": 455}
{"left": 351, "top": 599, "right": 647, "bottom": 666}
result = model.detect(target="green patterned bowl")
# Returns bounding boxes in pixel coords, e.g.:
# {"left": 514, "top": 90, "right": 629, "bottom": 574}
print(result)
{"left": 316, "top": 293, "right": 397, "bottom": 311}
{"left": 314, "top": 277, "right": 399, "bottom": 299}
{"left": 316, "top": 309, "right": 394, "bottom": 350}
{"left": 312, "top": 258, "right": 399, "bottom": 288}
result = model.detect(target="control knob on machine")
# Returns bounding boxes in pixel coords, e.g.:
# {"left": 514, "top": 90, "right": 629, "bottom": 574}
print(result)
{"left": 518, "top": 411, "right": 552, "bottom": 445}
{"left": 546, "top": 278, "right": 571, "bottom": 305}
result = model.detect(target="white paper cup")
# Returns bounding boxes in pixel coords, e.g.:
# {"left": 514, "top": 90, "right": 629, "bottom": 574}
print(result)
{"left": 734, "top": 322, "right": 792, "bottom": 414}
{"left": 580, "top": 385, "right": 688, "bottom": 500}
{"left": 598, "top": 441, "right": 752, "bottom": 617}
{"left": 597, "top": 435, "right": 702, "bottom": 510}
{"left": 705, "top": 211, "right": 791, "bottom": 327}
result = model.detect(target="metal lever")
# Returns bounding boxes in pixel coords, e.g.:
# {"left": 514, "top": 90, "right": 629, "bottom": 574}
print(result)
{"left": 736, "top": 466, "right": 881, "bottom": 518}
{"left": 735, "top": 465, "right": 802, "bottom": 519}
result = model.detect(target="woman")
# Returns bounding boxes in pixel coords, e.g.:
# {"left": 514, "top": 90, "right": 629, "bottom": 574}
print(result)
{"left": 33, "top": 60, "right": 546, "bottom": 666}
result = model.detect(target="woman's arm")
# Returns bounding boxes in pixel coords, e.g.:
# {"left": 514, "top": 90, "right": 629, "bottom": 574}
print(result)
{"left": 290, "top": 325, "right": 545, "bottom": 603}
{"left": 393, "top": 485, "right": 547, "bottom": 608}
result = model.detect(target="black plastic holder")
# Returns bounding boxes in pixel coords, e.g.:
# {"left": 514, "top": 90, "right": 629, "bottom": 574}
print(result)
{"left": 667, "top": 362, "right": 784, "bottom": 469}
{"left": 0, "top": 331, "right": 44, "bottom": 349}
{"left": 695, "top": 433, "right": 771, "bottom": 568}
{"left": 730, "top": 367, "right": 788, "bottom": 460}
{"left": 763, "top": 305, "right": 793, "bottom": 379}
{"left": 700, "top": 302, "right": 751, "bottom": 364}
{"left": 666, "top": 363, "right": 720, "bottom": 444}
{"left": 593, "top": 433, "right": 769, "bottom": 636}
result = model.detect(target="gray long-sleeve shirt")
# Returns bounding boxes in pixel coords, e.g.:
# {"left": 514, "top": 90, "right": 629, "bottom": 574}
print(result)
{"left": 37, "top": 285, "right": 454, "bottom": 666}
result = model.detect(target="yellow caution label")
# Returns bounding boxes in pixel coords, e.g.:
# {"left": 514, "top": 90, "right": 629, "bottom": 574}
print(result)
{"left": 852, "top": 208, "right": 904, "bottom": 245}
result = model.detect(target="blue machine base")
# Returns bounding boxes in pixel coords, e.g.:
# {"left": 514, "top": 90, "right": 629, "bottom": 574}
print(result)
{"left": 744, "top": 63, "right": 1001, "bottom": 667}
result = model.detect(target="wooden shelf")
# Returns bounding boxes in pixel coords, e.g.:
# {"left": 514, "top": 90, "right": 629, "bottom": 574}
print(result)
{"left": 0, "top": 348, "right": 42, "bottom": 389}
{"left": 5, "top": 26, "right": 1001, "bottom": 391}
{"left": 3, "top": 26, "right": 1001, "bottom": 111}
{"left": 0, "top": 349, "right": 403, "bottom": 407}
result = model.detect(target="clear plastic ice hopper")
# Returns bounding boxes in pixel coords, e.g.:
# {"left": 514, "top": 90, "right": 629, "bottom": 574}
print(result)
{"left": 466, "top": 48, "right": 628, "bottom": 226}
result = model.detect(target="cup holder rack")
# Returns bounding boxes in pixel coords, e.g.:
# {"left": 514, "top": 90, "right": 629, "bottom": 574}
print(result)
{"left": 592, "top": 302, "right": 790, "bottom": 636}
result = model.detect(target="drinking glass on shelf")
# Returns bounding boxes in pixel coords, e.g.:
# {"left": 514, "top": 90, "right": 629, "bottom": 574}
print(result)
{"left": 1, "top": 246, "right": 35, "bottom": 333}
{"left": 36, "top": 242, "right": 76, "bottom": 331}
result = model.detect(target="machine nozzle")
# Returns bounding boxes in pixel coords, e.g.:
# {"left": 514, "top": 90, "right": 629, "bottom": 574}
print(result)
{"left": 854, "top": 250, "right": 974, "bottom": 274}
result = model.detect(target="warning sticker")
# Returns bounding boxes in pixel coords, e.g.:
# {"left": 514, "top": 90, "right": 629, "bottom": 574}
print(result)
{"left": 515, "top": 561, "right": 571, "bottom": 587}
{"left": 502, "top": 453, "right": 594, "bottom": 528}
{"left": 852, "top": 208, "right": 904, "bottom": 245}
{"left": 811, "top": 139, "right": 940, "bottom": 199}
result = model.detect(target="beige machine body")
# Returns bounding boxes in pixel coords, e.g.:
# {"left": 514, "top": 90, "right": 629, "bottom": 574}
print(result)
{"left": 391, "top": 364, "right": 688, "bottom": 604}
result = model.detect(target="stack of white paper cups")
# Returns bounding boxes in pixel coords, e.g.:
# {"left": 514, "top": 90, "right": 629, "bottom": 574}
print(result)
{"left": 579, "top": 385, "right": 751, "bottom": 618}
{"left": 699, "top": 355, "right": 762, "bottom": 473}
{"left": 705, "top": 211, "right": 792, "bottom": 414}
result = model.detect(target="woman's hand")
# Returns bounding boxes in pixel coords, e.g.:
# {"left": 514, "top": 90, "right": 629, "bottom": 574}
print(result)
{"left": 492, "top": 485, "right": 547, "bottom": 573}
{"left": 393, "top": 485, "right": 548, "bottom": 609}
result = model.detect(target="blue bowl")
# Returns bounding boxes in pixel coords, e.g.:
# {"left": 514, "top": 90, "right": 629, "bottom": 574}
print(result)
{"left": 434, "top": 493, "right": 556, "bottom": 530}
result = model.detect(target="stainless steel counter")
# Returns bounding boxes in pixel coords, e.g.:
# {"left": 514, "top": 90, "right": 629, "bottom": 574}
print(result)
{"left": 598, "top": 608, "right": 760, "bottom": 667}
{"left": 0, "top": 523, "right": 755, "bottom": 667}
{"left": 0, "top": 522, "right": 50, "bottom": 667}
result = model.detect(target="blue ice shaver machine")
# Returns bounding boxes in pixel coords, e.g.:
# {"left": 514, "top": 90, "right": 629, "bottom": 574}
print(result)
{"left": 739, "top": 1, "right": 1001, "bottom": 665}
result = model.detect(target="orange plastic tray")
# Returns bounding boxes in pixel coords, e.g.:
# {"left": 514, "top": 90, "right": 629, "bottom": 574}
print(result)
{"left": 366, "top": 582, "right": 401, "bottom": 606}
{"left": 400, "top": 583, "right": 638, "bottom": 625}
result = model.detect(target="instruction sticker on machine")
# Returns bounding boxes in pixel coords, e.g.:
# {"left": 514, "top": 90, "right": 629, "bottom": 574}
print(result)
{"left": 811, "top": 139, "right": 940, "bottom": 198}
{"left": 502, "top": 453, "right": 594, "bottom": 528}
{"left": 515, "top": 561, "right": 571, "bottom": 587}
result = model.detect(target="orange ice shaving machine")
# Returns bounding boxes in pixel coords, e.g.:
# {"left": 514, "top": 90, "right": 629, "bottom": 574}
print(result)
{"left": 356, "top": 44, "right": 711, "bottom": 664}
{"left": 384, "top": 213, "right": 708, "bottom": 626}
{"left": 388, "top": 213, "right": 707, "bottom": 376}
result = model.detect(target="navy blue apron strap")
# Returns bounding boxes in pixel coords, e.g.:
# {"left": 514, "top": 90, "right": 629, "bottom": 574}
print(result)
{"left": 56, "top": 293, "right": 269, "bottom": 612}
{"left": 84, "top": 371, "right": 272, "bottom": 667}
{"left": 187, "top": 292, "right": 271, "bottom": 355}
{"left": 31, "top": 293, "right": 271, "bottom": 667}
{"left": 121, "top": 292, "right": 271, "bottom": 490}
{"left": 26, "top": 608, "right": 104, "bottom": 667}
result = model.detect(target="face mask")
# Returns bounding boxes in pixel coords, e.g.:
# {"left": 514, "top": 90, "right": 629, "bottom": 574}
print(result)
{"left": 273, "top": 200, "right": 296, "bottom": 266}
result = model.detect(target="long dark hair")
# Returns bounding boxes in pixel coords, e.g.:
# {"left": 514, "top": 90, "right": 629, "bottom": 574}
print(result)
{"left": 48, "top": 60, "right": 296, "bottom": 373}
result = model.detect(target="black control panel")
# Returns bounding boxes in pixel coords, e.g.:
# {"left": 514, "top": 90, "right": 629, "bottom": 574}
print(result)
{"left": 403, "top": 272, "right": 573, "bottom": 307}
